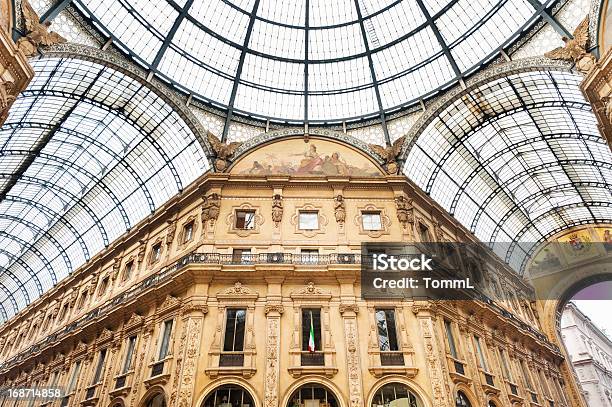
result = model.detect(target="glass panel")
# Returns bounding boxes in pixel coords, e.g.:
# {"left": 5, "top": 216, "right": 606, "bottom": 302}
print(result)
{"left": 223, "top": 309, "right": 246, "bottom": 352}
{"left": 444, "top": 320, "right": 458, "bottom": 359}
{"left": 158, "top": 320, "right": 173, "bottom": 360}
{"left": 301, "top": 308, "right": 322, "bottom": 351}
{"left": 362, "top": 212, "right": 382, "bottom": 231}
{"left": 123, "top": 336, "right": 137, "bottom": 373}
{"left": 92, "top": 349, "right": 106, "bottom": 384}
{"left": 299, "top": 212, "right": 319, "bottom": 230}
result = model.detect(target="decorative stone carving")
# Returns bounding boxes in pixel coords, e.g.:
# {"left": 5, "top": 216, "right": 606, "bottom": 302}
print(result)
{"left": 368, "top": 136, "right": 405, "bottom": 174}
{"left": 124, "top": 313, "right": 144, "bottom": 332}
{"left": 418, "top": 315, "right": 448, "bottom": 407}
{"left": 339, "top": 304, "right": 359, "bottom": 315}
{"left": 207, "top": 132, "right": 242, "bottom": 171}
{"left": 176, "top": 316, "right": 203, "bottom": 407}
{"left": 202, "top": 193, "right": 221, "bottom": 224}
{"left": 112, "top": 256, "right": 121, "bottom": 281}
{"left": 264, "top": 304, "right": 285, "bottom": 315}
{"left": 137, "top": 239, "right": 146, "bottom": 263}
{"left": 433, "top": 220, "right": 445, "bottom": 242}
{"left": 343, "top": 317, "right": 363, "bottom": 407}
{"left": 263, "top": 312, "right": 281, "bottom": 407}
{"left": 166, "top": 219, "right": 177, "bottom": 246}
{"left": 0, "top": 76, "right": 15, "bottom": 110}
{"left": 544, "top": 16, "right": 594, "bottom": 73}
{"left": 218, "top": 281, "right": 257, "bottom": 298}
{"left": 158, "top": 295, "right": 181, "bottom": 315}
{"left": 16, "top": 0, "right": 66, "bottom": 57}
{"left": 395, "top": 195, "right": 414, "bottom": 226}
{"left": 334, "top": 195, "right": 346, "bottom": 224}
{"left": 290, "top": 281, "right": 331, "bottom": 298}
{"left": 271, "top": 194, "right": 283, "bottom": 227}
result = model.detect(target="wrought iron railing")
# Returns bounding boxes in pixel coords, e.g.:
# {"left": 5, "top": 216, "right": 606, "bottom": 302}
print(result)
{"left": 0, "top": 251, "right": 559, "bottom": 371}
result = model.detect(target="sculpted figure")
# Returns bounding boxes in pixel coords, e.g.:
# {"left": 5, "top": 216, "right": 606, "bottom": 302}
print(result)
{"left": 334, "top": 194, "right": 346, "bottom": 223}
{"left": 368, "top": 136, "right": 405, "bottom": 174}
{"left": 272, "top": 194, "right": 283, "bottom": 226}
{"left": 545, "top": 17, "right": 595, "bottom": 73}
{"left": 17, "top": 0, "right": 66, "bottom": 57}
{"left": 207, "top": 132, "right": 241, "bottom": 171}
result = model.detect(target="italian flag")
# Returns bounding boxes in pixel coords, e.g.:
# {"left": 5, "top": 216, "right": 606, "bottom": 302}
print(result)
{"left": 308, "top": 311, "right": 315, "bottom": 352}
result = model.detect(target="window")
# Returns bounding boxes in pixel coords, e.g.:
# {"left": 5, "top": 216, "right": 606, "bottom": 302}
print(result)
{"left": 92, "top": 349, "right": 107, "bottom": 384}
{"left": 235, "top": 210, "right": 255, "bottom": 230}
{"left": 223, "top": 309, "right": 246, "bottom": 352}
{"left": 298, "top": 211, "right": 319, "bottom": 230}
{"left": 418, "top": 223, "right": 431, "bottom": 242}
{"left": 375, "top": 309, "right": 399, "bottom": 351}
{"left": 123, "top": 261, "right": 134, "bottom": 281}
{"left": 362, "top": 211, "right": 382, "bottom": 231}
{"left": 221, "top": 309, "right": 246, "bottom": 367}
{"left": 151, "top": 243, "right": 162, "bottom": 263}
{"left": 371, "top": 383, "right": 421, "bottom": 407}
{"left": 302, "top": 309, "right": 322, "bottom": 352}
{"left": 98, "top": 277, "right": 109, "bottom": 296}
{"left": 78, "top": 292, "right": 87, "bottom": 308}
{"left": 158, "top": 320, "right": 173, "bottom": 360}
{"left": 300, "top": 249, "right": 318, "bottom": 263}
{"left": 473, "top": 335, "right": 488, "bottom": 370}
{"left": 498, "top": 348, "right": 512, "bottom": 381}
{"left": 232, "top": 248, "right": 251, "bottom": 263}
{"left": 122, "top": 336, "right": 137, "bottom": 373}
{"left": 145, "top": 394, "right": 166, "bottom": 407}
{"left": 203, "top": 385, "right": 254, "bottom": 407}
{"left": 444, "top": 320, "right": 458, "bottom": 359}
{"left": 67, "top": 361, "right": 81, "bottom": 393}
{"left": 455, "top": 391, "right": 472, "bottom": 407}
{"left": 182, "top": 221, "right": 194, "bottom": 243}
{"left": 288, "top": 384, "right": 339, "bottom": 407}
{"left": 520, "top": 360, "right": 534, "bottom": 390}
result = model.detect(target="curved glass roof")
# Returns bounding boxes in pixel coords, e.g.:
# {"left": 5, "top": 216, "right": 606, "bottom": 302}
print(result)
{"left": 403, "top": 70, "right": 612, "bottom": 274}
{"left": 73, "top": 0, "right": 555, "bottom": 124}
{"left": 0, "top": 57, "right": 209, "bottom": 322}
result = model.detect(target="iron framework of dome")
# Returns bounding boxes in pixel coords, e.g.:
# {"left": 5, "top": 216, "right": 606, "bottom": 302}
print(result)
{"left": 73, "top": 0, "right": 565, "bottom": 134}
{"left": 0, "top": 57, "right": 209, "bottom": 320}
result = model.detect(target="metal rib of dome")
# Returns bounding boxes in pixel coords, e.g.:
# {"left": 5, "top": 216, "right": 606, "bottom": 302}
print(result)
{"left": 72, "top": 0, "right": 559, "bottom": 128}
{"left": 403, "top": 69, "right": 612, "bottom": 274}
{"left": 0, "top": 57, "right": 209, "bottom": 322}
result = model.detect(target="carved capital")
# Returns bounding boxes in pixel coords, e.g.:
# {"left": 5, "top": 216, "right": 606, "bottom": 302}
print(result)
{"left": 339, "top": 304, "right": 359, "bottom": 315}
{"left": 264, "top": 304, "right": 285, "bottom": 315}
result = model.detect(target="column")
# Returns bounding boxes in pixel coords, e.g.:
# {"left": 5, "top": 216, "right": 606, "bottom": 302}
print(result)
{"left": 339, "top": 303, "right": 364, "bottom": 407}
{"left": 263, "top": 304, "right": 284, "bottom": 407}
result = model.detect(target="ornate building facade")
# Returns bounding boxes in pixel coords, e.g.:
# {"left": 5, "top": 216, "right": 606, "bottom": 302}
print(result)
{"left": 0, "top": 137, "right": 580, "bottom": 407}
{"left": 561, "top": 303, "right": 612, "bottom": 406}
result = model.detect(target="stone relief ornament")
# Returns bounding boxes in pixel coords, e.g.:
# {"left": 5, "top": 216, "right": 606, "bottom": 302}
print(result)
{"left": 264, "top": 316, "right": 281, "bottom": 407}
{"left": 207, "top": 132, "right": 242, "bottom": 171}
{"left": 0, "top": 77, "right": 15, "bottom": 110}
{"left": 17, "top": 0, "right": 67, "bottom": 57}
{"left": 166, "top": 219, "right": 177, "bottom": 245}
{"left": 368, "top": 135, "right": 405, "bottom": 174}
{"left": 137, "top": 239, "right": 146, "bottom": 263}
{"left": 334, "top": 195, "right": 346, "bottom": 224}
{"left": 201, "top": 193, "right": 221, "bottom": 223}
{"left": 271, "top": 194, "right": 283, "bottom": 227}
{"left": 395, "top": 195, "right": 414, "bottom": 226}
{"left": 545, "top": 16, "right": 595, "bottom": 74}
{"left": 600, "top": 96, "right": 612, "bottom": 124}
{"left": 112, "top": 257, "right": 121, "bottom": 281}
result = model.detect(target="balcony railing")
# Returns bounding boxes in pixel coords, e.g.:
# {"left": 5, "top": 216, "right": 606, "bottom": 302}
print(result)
{"left": 0, "top": 250, "right": 560, "bottom": 372}
{"left": 219, "top": 352, "right": 244, "bottom": 367}
{"left": 454, "top": 360, "right": 465, "bottom": 375}
{"left": 380, "top": 351, "right": 405, "bottom": 366}
{"left": 301, "top": 351, "right": 325, "bottom": 366}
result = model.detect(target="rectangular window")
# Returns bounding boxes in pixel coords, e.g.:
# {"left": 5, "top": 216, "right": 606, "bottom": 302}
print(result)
{"left": 123, "top": 261, "right": 134, "bottom": 281}
{"left": 362, "top": 211, "right": 382, "bottom": 231}
{"left": 418, "top": 223, "right": 430, "bottom": 242}
{"left": 301, "top": 309, "right": 322, "bottom": 351}
{"left": 232, "top": 248, "right": 251, "bottom": 263}
{"left": 235, "top": 210, "right": 255, "bottom": 229}
{"left": 375, "top": 309, "right": 399, "bottom": 351}
{"left": 151, "top": 243, "right": 162, "bottom": 263}
{"left": 474, "top": 335, "right": 488, "bottom": 371}
{"left": 444, "top": 320, "right": 458, "bottom": 359}
{"left": 298, "top": 211, "right": 319, "bottom": 230}
{"left": 520, "top": 359, "right": 533, "bottom": 390}
{"left": 92, "top": 349, "right": 106, "bottom": 384}
{"left": 300, "top": 249, "right": 318, "bottom": 263}
{"left": 67, "top": 361, "right": 81, "bottom": 393}
{"left": 122, "top": 336, "right": 137, "bottom": 373}
{"left": 99, "top": 277, "right": 109, "bottom": 296}
{"left": 223, "top": 309, "right": 246, "bottom": 352}
{"left": 183, "top": 222, "right": 194, "bottom": 242}
{"left": 158, "top": 320, "right": 173, "bottom": 360}
{"left": 498, "top": 348, "right": 512, "bottom": 380}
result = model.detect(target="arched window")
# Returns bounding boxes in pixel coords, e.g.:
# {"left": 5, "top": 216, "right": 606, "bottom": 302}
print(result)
{"left": 371, "top": 383, "right": 422, "bottom": 407}
{"left": 203, "top": 384, "right": 255, "bottom": 407}
{"left": 487, "top": 401, "right": 497, "bottom": 407}
{"left": 455, "top": 391, "right": 472, "bottom": 407}
{"left": 145, "top": 393, "right": 166, "bottom": 407}
{"left": 287, "top": 384, "right": 339, "bottom": 407}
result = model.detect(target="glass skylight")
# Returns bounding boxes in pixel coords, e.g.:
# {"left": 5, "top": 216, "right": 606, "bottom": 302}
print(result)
{"left": 0, "top": 58, "right": 209, "bottom": 322}
{"left": 73, "top": 0, "right": 555, "bottom": 124}
{"left": 403, "top": 70, "right": 612, "bottom": 274}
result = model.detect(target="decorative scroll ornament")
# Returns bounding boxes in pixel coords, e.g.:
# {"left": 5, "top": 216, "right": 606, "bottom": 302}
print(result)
{"left": 368, "top": 136, "right": 405, "bottom": 174}
{"left": 334, "top": 195, "right": 346, "bottom": 224}
{"left": 201, "top": 193, "right": 221, "bottom": 223}
{"left": 166, "top": 219, "right": 177, "bottom": 245}
{"left": 0, "top": 77, "right": 15, "bottom": 110}
{"left": 17, "top": 0, "right": 67, "bottom": 57}
{"left": 544, "top": 16, "right": 595, "bottom": 73}
{"left": 207, "top": 132, "right": 242, "bottom": 171}
{"left": 271, "top": 194, "right": 283, "bottom": 227}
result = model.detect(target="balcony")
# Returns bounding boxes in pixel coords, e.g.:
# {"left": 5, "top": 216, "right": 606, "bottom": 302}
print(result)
{"left": 301, "top": 351, "right": 325, "bottom": 366}
{"left": 219, "top": 352, "right": 244, "bottom": 367}
{"left": 380, "top": 351, "right": 405, "bottom": 366}
{"left": 144, "top": 357, "right": 172, "bottom": 388}
{"left": 151, "top": 361, "right": 164, "bottom": 377}
{"left": 80, "top": 384, "right": 100, "bottom": 405}
{"left": 481, "top": 372, "right": 500, "bottom": 396}
{"left": 448, "top": 358, "right": 470, "bottom": 385}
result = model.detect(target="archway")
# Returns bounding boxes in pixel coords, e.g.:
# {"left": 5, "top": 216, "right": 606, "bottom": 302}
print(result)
{"left": 201, "top": 384, "right": 256, "bottom": 407}
{"left": 369, "top": 382, "right": 424, "bottom": 407}
{"left": 286, "top": 383, "right": 340, "bottom": 407}
{"left": 143, "top": 392, "right": 166, "bottom": 407}
{"left": 454, "top": 391, "right": 472, "bottom": 407}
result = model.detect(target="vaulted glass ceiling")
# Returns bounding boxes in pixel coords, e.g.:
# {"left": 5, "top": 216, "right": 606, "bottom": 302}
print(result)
{"left": 403, "top": 70, "right": 612, "bottom": 274}
{"left": 73, "top": 0, "right": 556, "bottom": 124}
{"left": 0, "top": 57, "right": 209, "bottom": 321}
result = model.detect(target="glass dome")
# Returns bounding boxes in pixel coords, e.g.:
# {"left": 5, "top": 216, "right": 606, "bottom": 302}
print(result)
{"left": 73, "top": 0, "right": 556, "bottom": 124}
